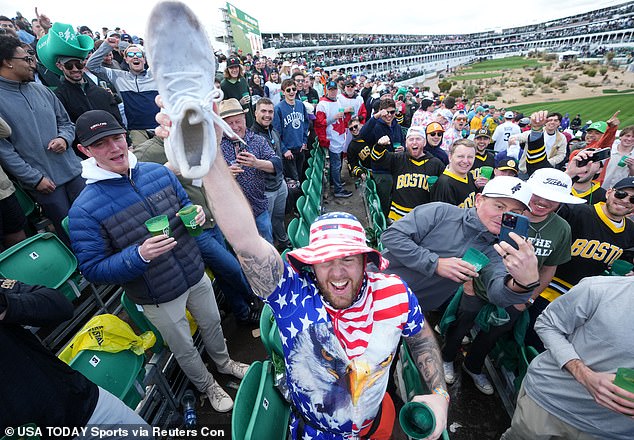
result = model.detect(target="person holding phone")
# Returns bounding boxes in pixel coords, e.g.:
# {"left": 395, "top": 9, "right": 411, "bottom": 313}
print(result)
{"left": 441, "top": 168, "right": 582, "bottom": 394}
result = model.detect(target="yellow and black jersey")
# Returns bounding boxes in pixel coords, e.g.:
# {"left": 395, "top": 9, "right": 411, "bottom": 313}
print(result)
{"left": 347, "top": 137, "right": 372, "bottom": 178}
{"left": 431, "top": 169, "right": 478, "bottom": 208}
{"left": 542, "top": 202, "right": 634, "bottom": 302}
{"left": 389, "top": 156, "right": 445, "bottom": 220}
{"left": 571, "top": 181, "right": 606, "bottom": 204}
{"left": 470, "top": 151, "right": 495, "bottom": 176}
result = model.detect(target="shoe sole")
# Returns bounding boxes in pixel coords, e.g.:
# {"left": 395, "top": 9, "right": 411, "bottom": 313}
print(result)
{"left": 146, "top": 2, "right": 218, "bottom": 179}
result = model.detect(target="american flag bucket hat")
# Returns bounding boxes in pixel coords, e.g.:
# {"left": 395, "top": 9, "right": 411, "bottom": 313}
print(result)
{"left": 286, "top": 212, "right": 389, "bottom": 272}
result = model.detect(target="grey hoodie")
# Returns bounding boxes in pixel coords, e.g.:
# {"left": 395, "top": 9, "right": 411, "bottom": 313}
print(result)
{"left": 381, "top": 202, "right": 531, "bottom": 311}
{"left": 0, "top": 76, "right": 80, "bottom": 189}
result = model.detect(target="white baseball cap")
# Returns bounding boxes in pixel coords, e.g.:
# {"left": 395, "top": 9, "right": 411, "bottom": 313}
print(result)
{"left": 527, "top": 168, "right": 586, "bottom": 205}
{"left": 504, "top": 111, "right": 514, "bottom": 119}
{"left": 482, "top": 176, "right": 533, "bottom": 210}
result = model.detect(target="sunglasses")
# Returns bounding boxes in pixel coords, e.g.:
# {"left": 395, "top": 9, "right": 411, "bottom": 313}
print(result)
{"left": 63, "top": 60, "right": 84, "bottom": 70}
{"left": 126, "top": 51, "right": 143, "bottom": 58}
{"left": 428, "top": 132, "right": 443, "bottom": 137}
{"left": 11, "top": 55, "right": 35, "bottom": 63}
{"left": 386, "top": 110, "right": 396, "bottom": 115}
{"left": 613, "top": 190, "right": 634, "bottom": 204}
{"left": 285, "top": 87, "right": 296, "bottom": 93}
{"left": 349, "top": 125, "right": 360, "bottom": 130}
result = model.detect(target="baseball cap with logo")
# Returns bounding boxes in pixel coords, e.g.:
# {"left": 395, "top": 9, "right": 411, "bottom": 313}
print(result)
{"left": 475, "top": 128, "right": 490, "bottom": 139}
{"left": 504, "top": 111, "right": 514, "bottom": 119}
{"left": 425, "top": 122, "right": 444, "bottom": 134}
{"left": 613, "top": 177, "right": 634, "bottom": 190}
{"left": 286, "top": 212, "right": 388, "bottom": 272}
{"left": 527, "top": 168, "right": 586, "bottom": 204}
{"left": 587, "top": 121, "right": 607, "bottom": 133}
{"left": 76, "top": 110, "right": 126, "bottom": 146}
{"left": 482, "top": 176, "right": 533, "bottom": 210}
{"left": 226, "top": 56, "right": 241, "bottom": 68}
{"left": 326, "top": 81, "right": 338, "bottom": 90}
{"left": 494, "top": 152, "right": 519, "bottom": 175}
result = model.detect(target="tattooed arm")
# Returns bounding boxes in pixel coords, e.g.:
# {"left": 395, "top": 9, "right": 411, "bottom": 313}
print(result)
{"left": 405, "top": 322, "right": 449, "bottom": 440}
{"left": 201, "top": 152, "right": 283, "bottom": 299}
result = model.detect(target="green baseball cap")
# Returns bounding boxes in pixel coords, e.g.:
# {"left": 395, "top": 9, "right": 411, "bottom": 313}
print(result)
{"left": 588, "top": 121, "right": 607, "bottom": 133}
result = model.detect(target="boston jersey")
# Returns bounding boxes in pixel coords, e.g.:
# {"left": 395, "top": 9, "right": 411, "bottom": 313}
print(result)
{"left": 542, "top": 202, "right": 634, "bottom": 302}
{"left": 432, "top": 170, "right": 478, "bottom": 208}
{"left": 470, "top": 151, "right": 495, "bottom": 179}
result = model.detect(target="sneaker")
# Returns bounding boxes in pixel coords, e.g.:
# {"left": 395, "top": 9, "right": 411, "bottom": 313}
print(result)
{"left": 462, "top": 364, "right": 494, "bottom": 395}
{"left": 443, "top": 361, "right": 456, "bottom": 384}
{"left": 334, "top": 190, "right": 353, "bottom": 198}
{"left": 146, "top": 2, "right": 241, "bottom": 179}
{"left": 237, "top": 307, "right": 261, "bottom": 327}
{"left": 205, "top": 381, "right": 233, "bottom": 412}
{"left": 218, "top": 359, "right": 250, "bottom": 379}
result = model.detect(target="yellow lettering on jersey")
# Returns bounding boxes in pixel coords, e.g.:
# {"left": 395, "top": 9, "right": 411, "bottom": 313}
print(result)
{"left": 570, "top": 239, "right": 587, "bottom": 256}
{"left": 458, "top": 192, "right": 476, "bottom": 209}
{"left": 395, "top": 173, "right": 427, "bottom": 190}
{"left": 580, "top": 240, "right": 600, "bottom": 258}
{"left": 1, "top": 279, "right": 16, "bottom": 289}
{"left": 358, "top": 146, "right": 371, "bottom": 161}
{"left": 606, "top": 248, "right": 623, "bottom": 265}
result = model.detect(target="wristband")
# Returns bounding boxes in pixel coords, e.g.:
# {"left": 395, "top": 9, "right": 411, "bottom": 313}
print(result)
{"left": 432, "top": 387, "right": 450, "bottom": 403}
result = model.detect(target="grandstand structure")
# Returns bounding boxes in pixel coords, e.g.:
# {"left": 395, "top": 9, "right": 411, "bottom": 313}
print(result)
{"left": 256, "top": 1, "right": 634, "bottom": 81}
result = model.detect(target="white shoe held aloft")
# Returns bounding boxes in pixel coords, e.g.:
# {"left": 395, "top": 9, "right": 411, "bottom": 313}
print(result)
{"left": 218, "top": 359, "right": 250, "bottom": 380}
{"left": 145, "top": 1, "right": 244, "bottom": 179}
{"left": 205, "top": 381, "right": 233, "bottom": 413}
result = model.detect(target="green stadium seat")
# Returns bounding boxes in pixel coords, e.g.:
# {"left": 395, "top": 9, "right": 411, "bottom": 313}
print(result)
{"left": 121, "top": 292, "right": 165, "bottom": 353}
{"left": 12, "top": 183, "right": 35, "bottom": 218}
{"left": 61, "top": 216, "right": 70, "bottom": 236}
{"left": 287, "top": 218, "right": 300, "bottom": 249}
{"left": 259, "top": 304, "right": 283, "bottom": 357}
{"left": 232, "top": 360, "right": 290, "bottom": 440}
{"left": 294, "top": 218, "right": 310, "bottom": 248}
{"left": 0, "top": 232, "right": 80, "bottom": 301}
{"left": 69, "top": 348, "right": 146, "bottom": 409}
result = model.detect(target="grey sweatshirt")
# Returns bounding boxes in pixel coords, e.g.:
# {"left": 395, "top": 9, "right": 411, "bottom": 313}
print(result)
{"left": 525, "top": 276, "right": 634, "bottom": 439}
{"left": 0, "top": 76, "right": 80, "bottom": 188}
{"left": 381, "top": 202, "right": 531, "bottom": 311}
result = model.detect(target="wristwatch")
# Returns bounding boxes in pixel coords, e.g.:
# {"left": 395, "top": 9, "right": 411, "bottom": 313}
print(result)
{"left": 513, "top": 278, "right": 540, "bottom": 291}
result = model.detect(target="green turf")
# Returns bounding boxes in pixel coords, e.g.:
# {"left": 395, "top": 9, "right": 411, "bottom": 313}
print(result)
{"left": 509, "top": 95, "right": 634, "bottom": 127}
{"left": 462, "top": 56, "right": 545, "bottom": 72}
{"left": 449, "top": 73, "right": 503, "bottom": 81}
{"left": 603, "top": 89, "right": 634, "bottom": 94}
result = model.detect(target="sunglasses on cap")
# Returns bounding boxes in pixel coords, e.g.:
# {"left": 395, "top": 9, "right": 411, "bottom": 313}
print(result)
{"left": 126, "top": 51, "right": 143, "bottom": 58}
{"left": 285, "top": 87, "right": 296, "bottom": 93}
{"left": 63, "top": 60, "right": 84, "bottom": 70}
{"left": 614, "top": 190, "right": 634, "bottom": 204}
{"left": 428, "top": 132, "right": 443, "bottom": 137}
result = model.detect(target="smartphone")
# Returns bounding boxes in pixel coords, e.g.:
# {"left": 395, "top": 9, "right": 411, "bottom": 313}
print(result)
{"left": 499, "top": 212, "right": 529, "bottom": 250}
{"left": 576, "top": 148, "right": 611, "bottom": 167}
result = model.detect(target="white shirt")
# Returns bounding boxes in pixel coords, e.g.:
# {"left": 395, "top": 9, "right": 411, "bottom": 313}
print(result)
{"left": 492, "top": 121, "right": 521, "bottom": 152}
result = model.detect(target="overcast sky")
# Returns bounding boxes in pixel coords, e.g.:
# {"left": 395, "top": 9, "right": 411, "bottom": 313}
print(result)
{"left": 1, "top": 0, "right": 630, "bottom": 38}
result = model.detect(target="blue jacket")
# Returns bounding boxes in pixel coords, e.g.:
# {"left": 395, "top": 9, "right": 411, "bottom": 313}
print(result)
{"left": 69, "top": 154, "right": 204, "bottom": 305}
{"left": 273, "top": 100, "right": 309, "bottom": 154}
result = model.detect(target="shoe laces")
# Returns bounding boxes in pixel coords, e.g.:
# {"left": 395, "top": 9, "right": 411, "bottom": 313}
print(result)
{"left": 208, "top": 382, "right": 229, "bottom": 402}
{"left": 161, "top": 71, "right": 246, "bottom": 146}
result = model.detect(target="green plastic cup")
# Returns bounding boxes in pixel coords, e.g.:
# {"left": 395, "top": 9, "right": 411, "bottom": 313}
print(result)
{"left": 614, "top": 368, "right": 634, "bottom": 401}
{"left": 427, "top": 176, "right": 439, "bottom": 188}
{"left": 145, "top": 215, "right": 170, "bottom": 237}
{"left": 610, "top": 259, "right": 634, "bottom": 276}
{"left": 618, "top": 155, "right": 629, "bottom": 167}
{"left": 399, "top": 401, "right": 436, "bottom": 439}
{"left": 338, "top": 107, "right": 345, "bottom": 113}
{"left": 178, "top": 205, "right": 202, "bottom": 237}
{"left": 462, "top": 247, "right": 490, "bottom": 271}
{"left": 480, "top": 166, "right": 494, "bottom": 179}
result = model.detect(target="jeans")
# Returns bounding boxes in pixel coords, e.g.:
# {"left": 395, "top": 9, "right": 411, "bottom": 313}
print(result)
{"left": 30, "top": 174, "right": 85, "bottom": 248}
{"left": 265, "top": 181, "right": 289, "bottom": 245}
{"left": 329, "top": 151, "right": 344, "bottom": 193}
{"left": 254, "top": 210, "right": 274, "bottom": 244}
{"left": 143, "top": 274, "right": 230, "bottom": 392}
{"left": 194, "top": 227, "right": 255, "bottom": 321}
{"left": 441, "top": 293, "right": 522, "bottom": 373}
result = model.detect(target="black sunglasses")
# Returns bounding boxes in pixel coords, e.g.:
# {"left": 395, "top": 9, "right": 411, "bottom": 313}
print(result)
{"left": 285, "top": 87, "right": 296, "bottom": 93}
{"left": 349, "top": 125, "right": 360, "bottom": 130}
{"left": 614, "top": 190, "right": 634, "bottom": 204}
{"left": 63, "top": 60, "right": 84, "bottom": 70}
{"left": 386, "top": 110, "right": 396, "bottom": 115}
{"left": 11, "top": 55, "right": 35, "bottom": 63}
{"left": 428, "top": 132, "right": 443, "bottom": 137}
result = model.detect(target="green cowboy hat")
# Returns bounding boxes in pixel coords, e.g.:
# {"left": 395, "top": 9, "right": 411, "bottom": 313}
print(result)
{"left": 36, "top": 22, "right": 94, "bottom": 76}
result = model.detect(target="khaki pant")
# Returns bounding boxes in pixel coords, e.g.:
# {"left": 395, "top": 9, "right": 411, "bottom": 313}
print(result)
{"left": 142, "top": 274, "right": 230, "bottom": 392}
{"left": 129, "top": 129, "right": 151, "bottom": 147}
{"left": 500, "top": 383, "right": 597, "bottom": 440}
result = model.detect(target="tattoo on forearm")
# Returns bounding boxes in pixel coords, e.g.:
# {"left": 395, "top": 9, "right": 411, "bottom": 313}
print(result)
{"left": 407, "top": 325, "right": 446, "bottom": 392}
{"left": 238, "top": 249, "right": 283, "bottom": 299}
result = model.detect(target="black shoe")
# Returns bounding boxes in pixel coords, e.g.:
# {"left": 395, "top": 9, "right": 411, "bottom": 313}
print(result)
{"left": 334, "top": 190, "right": 353, "bottom": 198}
{"left": 237, "top": 306, "right": 261, "bottom": 327}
